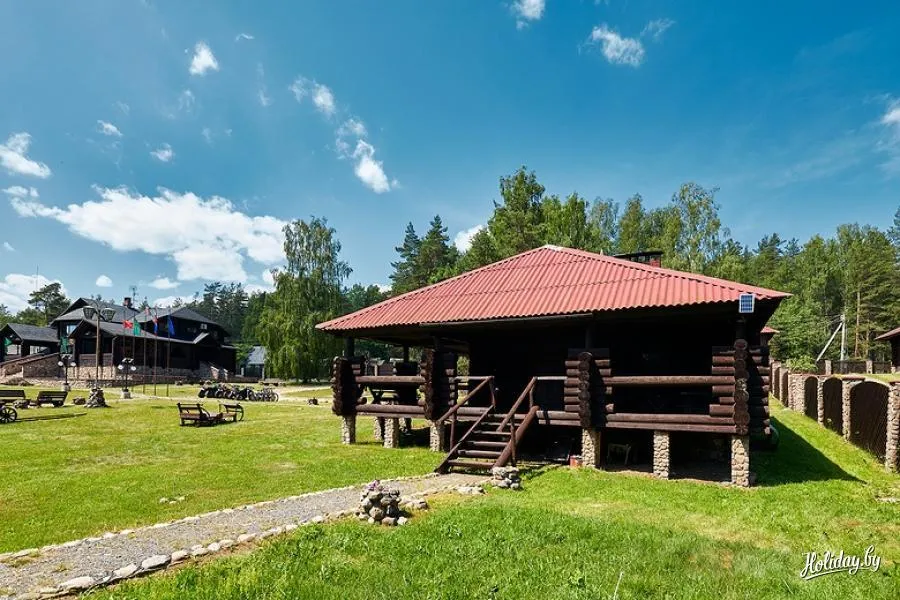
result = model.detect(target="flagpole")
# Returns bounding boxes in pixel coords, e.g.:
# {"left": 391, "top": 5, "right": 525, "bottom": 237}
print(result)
{"left": 153, "top": 308, "right": 158, "bottom": 397}
{"left": 166, "top": 315, "right": 172, "bottom": 398}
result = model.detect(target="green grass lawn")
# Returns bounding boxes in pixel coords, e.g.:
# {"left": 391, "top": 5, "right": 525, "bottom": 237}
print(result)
{"left": 3, "top": 392, "right": 899, "bottom": 598}
{"left": 94, "top": 400, "right": 899, "bottom": 600}
{"left": 0, "top": 397, "right": 436, "bottom": 552}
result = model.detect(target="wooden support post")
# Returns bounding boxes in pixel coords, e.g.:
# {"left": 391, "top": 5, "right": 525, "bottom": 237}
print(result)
{"left": 344, "top": 337, "right": 355, "bottom": 358}
{"left": 402, "top": 345, "right": 410, "bottom": 363}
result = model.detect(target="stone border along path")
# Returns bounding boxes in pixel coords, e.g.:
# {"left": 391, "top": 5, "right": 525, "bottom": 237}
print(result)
{"left": 0, "top": 473, "right": 487, "bottom": 600}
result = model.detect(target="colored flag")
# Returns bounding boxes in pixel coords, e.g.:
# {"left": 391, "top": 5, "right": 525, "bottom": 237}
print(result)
{"left": 151, "top": 309, "right": 159, "bottom": 334}
{"left": 123, "top": 319, "right": 133, "bottom": 330}
{"left": 132, "top": 321, "right": 141, "bottom": 336}
{"left": 167, "top": 316, "right": 175, "bottom": 336}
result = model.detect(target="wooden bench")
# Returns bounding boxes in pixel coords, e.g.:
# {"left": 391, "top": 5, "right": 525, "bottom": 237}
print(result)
{"left": 177, "top": 403, "right": 225, "bottom": 427}
{"left": 33, "top": 390, "right": 68, "bottom": 408}
{"left": 219, "top": 402, "right": 244, "bottom": 422}
{"left": 0, "top": 389, "right": 26, "bottom": 402}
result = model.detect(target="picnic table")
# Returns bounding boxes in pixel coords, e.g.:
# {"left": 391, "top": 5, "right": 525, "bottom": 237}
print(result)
{"left": 177, "top": 402, "right": 243, "bottom": 426}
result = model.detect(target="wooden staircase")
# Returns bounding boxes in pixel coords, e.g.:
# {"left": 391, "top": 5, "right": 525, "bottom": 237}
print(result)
{"left": 436, "top": 377, "right": 541, "bottom": 474}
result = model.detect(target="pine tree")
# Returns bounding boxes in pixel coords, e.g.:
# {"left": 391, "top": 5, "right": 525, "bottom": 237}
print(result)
{"left": 389, "top": 223, "right": 422, "bottom": 294}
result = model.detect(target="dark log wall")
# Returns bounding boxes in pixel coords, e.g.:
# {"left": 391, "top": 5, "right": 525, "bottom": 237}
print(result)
{"left": 331, "top": 356, "right": 363, "bottom": 416}
{"left": 419, "top": 349, "right": 457, "bottom": 420}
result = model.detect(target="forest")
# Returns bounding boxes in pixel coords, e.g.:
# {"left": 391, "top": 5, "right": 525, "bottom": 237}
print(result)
{"left": 2, "top": 166, "right": 898, "bottom": 378}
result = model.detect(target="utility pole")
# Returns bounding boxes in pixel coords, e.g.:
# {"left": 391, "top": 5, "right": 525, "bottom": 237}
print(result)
{"left": 854, "top": 288, "right": 861, "bottom": 357}
{"left": 839, "top": 313, "right": 847, "bottom": 361}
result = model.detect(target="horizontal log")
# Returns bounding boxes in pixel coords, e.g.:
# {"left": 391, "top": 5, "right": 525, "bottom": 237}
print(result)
{"left": 356, "top": 375, "right": 425, "bottom": 386}
{"left": 711, "top": 366, "right": 735, "bottom": 375}
{"left": 606, "top": 421, "right": 738, "bottom": 434}
{"left": 605, "top": 413, "right": 734, "bottom": 425}
{"left": 565, "top": 359, "right": 611, "bottom": 369}
{"left": 605, "top": 375, "right": 734, "bottom": 387}
{"left": 712, "top": 385, "right": 734, "bottom": 396}
{"left": 709, "top": 404, "right": 734, "bottom": 417}
{"left": 535, "top": 410, "right": 580, "bottom": 421}
{"left": 712, "top": 346, "right": 767, "bottom": 356}
{"left": 711, "top": 356, "right": 767, "bottom": 366}
{"left": 564, "top": 403, "right": 614, "bottom": 413}
{"left": 357, "top": 404, "right": 425, "bottom": 416}
{"left": 718, "top": 396, "right": 735, "bottom": 405}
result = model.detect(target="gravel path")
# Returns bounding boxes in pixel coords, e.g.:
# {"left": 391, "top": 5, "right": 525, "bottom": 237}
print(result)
{"left": 0, "top": 473, "right": 486, "bottom": 599}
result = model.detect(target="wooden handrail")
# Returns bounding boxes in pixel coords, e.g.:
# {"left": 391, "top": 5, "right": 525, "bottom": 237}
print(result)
{"left": 498, "top": 377, "right": 537, "bottom": 430}
{"left": 603, "top": 375, "right": 735, "bottom": 386}
{"left": 435, "top": 405, "right": 494, "bottom": 473}
{"left": 436, "top": 376, "right": 493, "bottom": 423}
{"left": 494, "top": 405, "right": 539, "bottom": 467}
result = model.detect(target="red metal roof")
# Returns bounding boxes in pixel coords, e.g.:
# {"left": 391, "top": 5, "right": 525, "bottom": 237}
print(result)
{"left": 875, "top": 326, "right": 900, "bottom": 341}
{"left": 318, "top": 245, "right": 791, "bottom": 332}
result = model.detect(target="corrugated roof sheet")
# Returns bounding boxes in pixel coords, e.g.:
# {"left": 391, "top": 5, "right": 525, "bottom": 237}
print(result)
{"left": 317, "top": 245, "right": 791, "bottom": 332}
{"left": 875, "top": 326, "right": 900, "bottom": 341}
{"left": 2, "top": 323, "right": 59, "bottom": 344}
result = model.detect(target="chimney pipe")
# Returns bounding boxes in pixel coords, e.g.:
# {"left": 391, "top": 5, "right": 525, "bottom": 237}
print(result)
{"left": 123, "top": 297, "right": 132, "bottom": 309}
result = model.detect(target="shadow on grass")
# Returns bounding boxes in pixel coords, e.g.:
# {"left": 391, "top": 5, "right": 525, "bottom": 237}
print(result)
{"left": 753, "top": 416, "right": 858, "bottom": 486}
{"left": 13, "top": 412, "right": 87, "bottom": 422}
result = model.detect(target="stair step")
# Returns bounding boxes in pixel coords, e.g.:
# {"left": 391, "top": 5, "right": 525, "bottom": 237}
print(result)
{"left": 447, "top": 460, "right": 495, "bottom": 470}
{"left": 468, "top": 440, "right": 509, "bottom": 449}
{"left": 458, "top": 449, "right": 502, "bottom": 459}
{"left": 471, "top": 430, "right": 511, "bottom": 437}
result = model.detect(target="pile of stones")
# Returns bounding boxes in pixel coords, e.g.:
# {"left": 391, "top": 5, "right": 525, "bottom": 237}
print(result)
{"left": 490, "top": 466, "right": 521, "bottom": 489}
{"left": 85, "top": 387, "right": 108, "bottom": 408}
{"left": 356, "top": 481, "right": 407, "bottom": 526}
{"left": 307, "top": 398, "right": 319, "bottom": 405}
{"left": 73, "top": 397, "right": 86, "bottom": 405}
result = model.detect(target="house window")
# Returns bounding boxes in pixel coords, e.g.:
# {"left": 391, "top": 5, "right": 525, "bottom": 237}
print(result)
{"left": 200, "top": 323, "right": 208, "bottom": 330}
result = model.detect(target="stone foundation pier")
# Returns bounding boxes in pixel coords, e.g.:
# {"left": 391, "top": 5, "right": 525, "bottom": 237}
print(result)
{"left": 340, "top": 415, "right": 356, "bottom": 445}
{"left": 652, "top": 431, "right": 670, "bottom": 479}
{"left": 731, "top": 435, "right": 750, "bottom": 487}
{"left": 581, "top": 428, "right": 601, "bottom": 468}
{"left": 383, "top": 417, "right": 400, "bottom": 448}
{"left": 372, "top": 417, "right": 385, "bottom": 442}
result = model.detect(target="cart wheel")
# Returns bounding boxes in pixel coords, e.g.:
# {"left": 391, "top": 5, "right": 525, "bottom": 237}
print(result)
{"left": 273, "top": 392, "right": 279, "bottom": 402}
{"left": 0, "top": 406, "right": 17, "bottom": 423}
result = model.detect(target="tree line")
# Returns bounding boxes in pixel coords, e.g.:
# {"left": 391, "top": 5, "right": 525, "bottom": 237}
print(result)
{"left": 4, "top": 166, "right": 897, "bottom": 377}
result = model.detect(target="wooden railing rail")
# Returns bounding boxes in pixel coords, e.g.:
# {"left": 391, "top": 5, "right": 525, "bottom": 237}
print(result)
{"left": 437, "top": 376, "right": 494, "bottom": 423}
{"left": 495, "top": 405, "right": 539, "bottom": 467}
{"left": 498, "top": 377, "right": 537, "bottom": 430}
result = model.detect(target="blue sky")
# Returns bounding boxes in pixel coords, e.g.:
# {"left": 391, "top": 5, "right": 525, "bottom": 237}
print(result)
{"left": 1, "top": 0, "right": 900, "bottom": 312}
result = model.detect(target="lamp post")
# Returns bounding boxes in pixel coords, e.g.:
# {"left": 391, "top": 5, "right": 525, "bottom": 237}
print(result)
{"left": 57, "top": 354, "right": 72, "bottom": 392}
{"left": 118, "top": 357, "right": 136, "bottom": 399}
{"left": 83, "top": 303, "right": 117, "bottom": 386}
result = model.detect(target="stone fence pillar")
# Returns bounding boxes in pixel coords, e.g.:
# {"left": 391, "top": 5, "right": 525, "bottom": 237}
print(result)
{"left": 788, "top": 374, "right": 806, "bottom": 411}
{"left": 652, "top": 431, "right": 670, "bottom": 479}
{"left": 817, "top": 377, "right": 826, "bottom": 426}
{"left": 866, "top": 359, "right": 874, "bottom": 374}
{"left": 372, "top": 417, "right": 385, "bottom": 442}
{"left": 887, "top": 384, "right": 900, "bottom": 472}
{"left": 822, "top": 360, "right": 833, "bottom": 375}
{"left": 841, "top": 376, "right": 864, "bottom": 441}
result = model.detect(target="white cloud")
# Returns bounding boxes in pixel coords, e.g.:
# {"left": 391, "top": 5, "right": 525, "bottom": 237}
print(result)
{"left": 261, "top": 269, "right": 275, "bottom": 286}
{"left": 115, "top": 101, "right": 130, "bottom": 115}
{"left": 179, "top": 89, "right": 195, "bottom": 112}
{"left": 0, "top": 133, "right": 51, "bottom": 178}
{"left": 376, "top": 283, "right": 391, "bottom": 293}
{"left": 97, "top": 120, "right": 123, "bottom": 137}
{"left": 2, "top": 242, "right": 14, "bottom": 252}
{"left": 95, "top": 274, "right": 113, "bottom": 288}
{"left": 150, "top": 143, "right": 174, "bottom": 162}
{"left": 152, "top": 295, "right": 192, "bottom": 308}
{"left": 641, "top": 18, "right": 675, "bottom": 41}
{"left": 9, "top": 186, "right": 287, "bottom": 283}
{"left": 587, "top": 24, "right": 645, "bottom": 67}
{"left": 512, "top": 0, "right": 545, "bottom": 29}
{"left": 189, "top": 42, "right": 219, "bottom": 76}
{"left": 352, "top": 141, "right": 393, "bottom": 193}
{"left": 235, "top": 33, "right": 254, "bottom": 41}
{"left": 454, "top": 224, "right": 485, "bottom": 252}
{"left": 0, "top": 273, "right": 66, "bottom": 312}
{"left": 3, "top": 186, "right": 39, "bottom": 200}
{"left": 258, "top": 89, "right": 271, "bottom": 107}
{"left": 201, "top": 127, "right": 213, "bottom": 143}
{"left": 149, "top": 276, "right": 179, "bottom": 290}
{"left": 879, "top": 99, "right": 900, "bottom": 174}
{"left": 290, "top": 77, "right": 336, "bottom": 116}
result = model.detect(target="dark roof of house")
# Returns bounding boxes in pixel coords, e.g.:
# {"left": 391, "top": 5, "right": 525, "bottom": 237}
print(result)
{"left": 135, "top": 306, "right": 224, "bottom": 331}
{"left": 246, "top": 346, "right": 266, "bottom": 365}
{"left": 317, "top": 245, "right": 791, "bottom": 333}
{"left": 52, "top": 299, "right": 139, "bottom": 325}
{"left": 1, "top": 323, "right": 59, "bottom": 344}
{"left": 74, "top": 320, "right": 195, "bottom": 345}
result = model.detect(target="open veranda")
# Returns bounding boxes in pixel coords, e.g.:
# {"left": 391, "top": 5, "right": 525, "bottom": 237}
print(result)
{"left": 1, "top": 386, "right": 898, "bottom": 599}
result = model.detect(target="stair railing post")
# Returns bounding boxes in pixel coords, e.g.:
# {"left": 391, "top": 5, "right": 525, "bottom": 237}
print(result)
{"left": 509, "top": 419, "right": 517, "bottom": 466}
{"left": 450, "top": 413, "right": 457, "bottom": 449}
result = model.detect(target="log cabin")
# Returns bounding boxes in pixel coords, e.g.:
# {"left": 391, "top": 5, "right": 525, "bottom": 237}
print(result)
{"left": 317, "top": 245, "right": 790, "bottom": 486}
